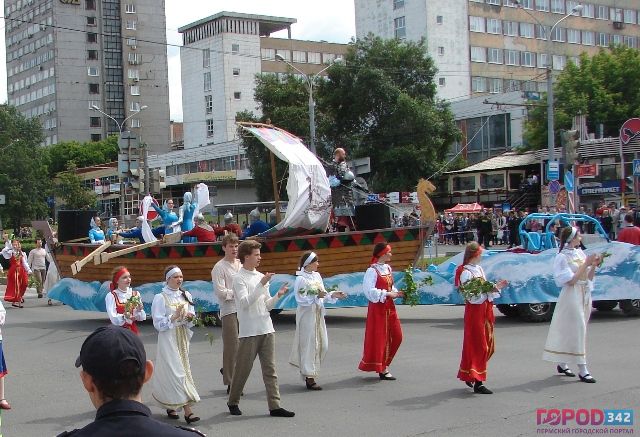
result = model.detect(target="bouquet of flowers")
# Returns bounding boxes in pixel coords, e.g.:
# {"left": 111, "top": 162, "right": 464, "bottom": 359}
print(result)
{"left": 192, "top": 308, "right": 217, "bottom": 346}
{"left": 402, "top": 265, "right": 434, "bottom": 307}
{"left": 458, "top": 277, "right": 496, "bottom": 301}
{"left": 124, "top": 294, "right": 143, "bottom": 314}
{"left": 300, "top": 281, "right": 325, "bottom": 296}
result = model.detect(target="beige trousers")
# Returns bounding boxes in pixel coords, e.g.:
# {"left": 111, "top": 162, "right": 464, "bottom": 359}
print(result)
{"left": 32, "top": 269, "right": 46, "bottom": 295}
{"left": 228, "top": 333, "right": 281, "bottom": 410}
{"left": 221, "top": 312, "right": 239, "bottom": 386}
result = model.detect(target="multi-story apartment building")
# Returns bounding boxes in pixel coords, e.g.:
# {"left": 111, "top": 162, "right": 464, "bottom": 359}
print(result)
{"left": 355, "top": 0, "right": 640, "bottom": 100}
{"left": 4, "top": 0, "right": 170, "bottom": 152}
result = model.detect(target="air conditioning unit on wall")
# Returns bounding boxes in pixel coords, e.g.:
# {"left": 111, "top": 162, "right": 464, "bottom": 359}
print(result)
{"left": 613, "top": 21, "right": 624, "bottom": 30}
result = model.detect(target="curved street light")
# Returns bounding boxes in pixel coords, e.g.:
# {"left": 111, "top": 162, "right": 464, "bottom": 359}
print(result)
{"left": 275, "top": 53, "right": 343, "bottom": 154}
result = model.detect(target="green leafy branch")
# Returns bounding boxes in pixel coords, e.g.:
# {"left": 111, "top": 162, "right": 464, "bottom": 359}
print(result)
{"left": 458, "top": 277, "right": 496, "bottom": 302}
{"left": 402, "top": 265, "right": 433, "bottom": 307}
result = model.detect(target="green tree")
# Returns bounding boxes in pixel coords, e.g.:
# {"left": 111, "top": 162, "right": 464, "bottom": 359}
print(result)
{"left": 318, "top": 36, "right": 460, "bottom": 191}
{"left": 0, "top": 104, "right": 49, "bottom": 231}
{"left": 44, "top": 135, "right": 118, "bottom": 177}
{"left": 53, "top": 162, "right": 98, "bottom": 210}
{"left": 523, "top": 46, "right": 640, "bottom": 151}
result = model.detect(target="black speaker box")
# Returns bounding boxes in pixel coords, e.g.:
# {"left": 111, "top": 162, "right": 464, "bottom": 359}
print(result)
{"left": 355, "top": 203, "right": 391, "bottom": 230}
{"left": 57, "top": 210, "right": 98, "bottom": 242}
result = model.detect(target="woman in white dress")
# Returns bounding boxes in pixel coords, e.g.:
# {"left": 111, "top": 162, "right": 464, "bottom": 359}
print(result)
{"left": 289, "top": 252, "right": 347, "bottom": 390}
{"left": 151, "top": 265, "right": 200, "bottom": 423}
{"left": 43, "top": 239, "right": 60, "bottom": 306}
{"left": 543, "top": 226, "right": 600, "bottom": 383}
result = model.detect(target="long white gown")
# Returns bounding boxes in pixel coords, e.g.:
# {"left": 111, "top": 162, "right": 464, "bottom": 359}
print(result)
{"left": 543, "top": 248, "right": 593, "bottom": 365}
{"left": 151, "top": 286, "right": 200, "bottom": 409}
{"left": 288, "top": 270, "right": 338, "bottom": 378}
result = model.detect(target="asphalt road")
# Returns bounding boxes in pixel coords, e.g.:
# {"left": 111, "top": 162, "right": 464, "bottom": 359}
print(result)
{"left": 1, "top": 290, "right": 639, "bottom": 437}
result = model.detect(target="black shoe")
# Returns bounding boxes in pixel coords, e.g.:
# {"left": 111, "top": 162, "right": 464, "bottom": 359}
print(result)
{"left": 228, "top": 404, "right": 242, "bottom": 416}
{"left": 473, "top": 382, "right": 493, "bottom": 394}
{"left": 379, "top": 372, "right": 396, "bottom": 380}
{"left": 166, "top": 409, "right": 179, "bottom": 420}
{"left": 305, "top": 378, "right": 323, "bottom": 390}
{"left": 579, "top": 373, "right": 596, "bottom": 383}
{"left": 270, "top": 407, "right": 295, "bottom": 417}
{"left": 557, "top": 365, "right": 576, "bottom": 377}
{"left": 185, "top": 413, "right": 200, "bottom": 424}
{"left": 465, "top": 381, "right": 473, "bottom": 388}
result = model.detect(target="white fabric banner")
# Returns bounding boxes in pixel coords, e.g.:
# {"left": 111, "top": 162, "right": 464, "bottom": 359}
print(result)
{"left": 193, "top": 183, "right": 210, "bottom": 218}
{"left": 141, "top": 195, "right": 157, "bottom": 243}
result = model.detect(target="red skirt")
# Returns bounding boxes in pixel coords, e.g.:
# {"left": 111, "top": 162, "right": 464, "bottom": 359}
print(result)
{"left": 457, "top": 300, "right": 495, "bottom": 382}
{"left": 4, "top": 259, "right": 29, "bottom": 303}
{"left": 358, "top": 299, "right": 403, "bottom": 373}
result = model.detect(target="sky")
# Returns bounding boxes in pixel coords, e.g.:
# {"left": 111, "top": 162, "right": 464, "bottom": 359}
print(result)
{"left": 0, "top": 0, "right": 356, "bottom": 121}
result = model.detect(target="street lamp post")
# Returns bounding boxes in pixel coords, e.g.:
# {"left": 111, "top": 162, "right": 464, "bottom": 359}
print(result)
{"left": 514, "top": 2, "right": 583, "bottom": 164}
{"left": 91, "top": 104, "right": 148, "bottom": 221}
{"left": 275, "top": 54, "right": 342, "bottom": 154}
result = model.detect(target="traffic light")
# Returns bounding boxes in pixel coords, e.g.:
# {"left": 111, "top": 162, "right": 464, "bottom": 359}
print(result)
{"left": 561, "top": 129, "right": 580, "bottom": 165}
{"left": 150, "top": 169, "right": 167, "bottom": 194}
{"left": 130, "top": 168, "right": 145, "bottom": 193}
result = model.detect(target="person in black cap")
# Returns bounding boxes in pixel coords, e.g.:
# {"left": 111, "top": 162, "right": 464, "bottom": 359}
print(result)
{"left": 56, "top": 326, "right": 205, "bottom": 436}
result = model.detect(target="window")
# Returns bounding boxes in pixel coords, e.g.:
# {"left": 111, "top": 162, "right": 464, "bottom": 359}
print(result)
{"left": 233, "top": 92, "right": 241, "bottom": 100}
{"left": 487, "top": 18, "right": 502, "bottom": 34}
{"left": 437, "top": 46, "right": 445, "bottom": 56}
{"left": 125, "top": 3, "right": 136, "bottom": 13}
{"left": 480, "top": 173, "right": 505, "bottom": 189}
{"left": 203, "top": 72, "right": 211, "bottom": 92}
{"left": 87, "top": 67, "right": 99, "bottom": 76}
{"left": 307, "top": 52, "right": 321, "bottom": 64}
{"left": 232, "top": 67, "right": 240, "bottom": 76}
{"left": 130, "top": 119, "right": 140, "bottom": 128}
{"left": 88, "top": 50, "right": 98, "bottom": 60}
{"left": 393, "top": 0, "right": 404, "bottom": 9}
{"left": 519, "top": 22, "right": 534, "bottom": 38}
{"left": 486, "top": 0, "right": 500, "bottom": 5}
{"left": 130, "top": 85, "right": 140, "bottom": 95}
{"left": 470, "top": 46, "right": 486, "bottom": 63}
{"left": 85, "top": 0, "right": 96, "bottom": 10}
{"left": 523, "top": 81, "right": 537, "bottom": 92}
{"left": 567, "top": 28, "right": 580, "bottom": 44}
{"left": 261, "top": 48, "right": 275, "bottom": 60}
{"left": 198, "top": 49, "right": 209, "bottom": 69}
{"left": 91, "top": 134, "right": 102, "bottom": 142}
{"left": 453, "top": 175, "right": 476, "bottom": 191}
{"left": 598, "top": 32, "right": 609, "bottom": 47}
{"left": 551, "top": 26, "right": 565, "bottom": 42}
{"left": 521, "top": 51, "right": 535, "bottom": 67}
{"left": 520, "top": 0, "right": 533, "bottom": 8}
{"left": 552, "top": 54, "right": 566, "bottom": 70}
{"left": 436, "top": 15, "right": 443, "bottom": 24}
{"left": 206, "top": 119, "right": 214, "bottom": 137}
{"left": 438, "top": 77, "right": 446, "bottom": 86}
{"left": 624, "top": 10, "right": 636, "bottom": 24}
{"left": 535, "top": 24, "right": 549, "bottom": 39}
{"left": 205, "top": 95, "right": 212, "bottom": 114}
{"left": 595, "top": 5, "right": 608, "bottom": 20}
{"left": 87, "top": 16, "right": 96, "bottom": 26}
{"left": 470, "top": 16, "right": 485, "bottom": 33}
{"left": 293, "top": 50, "right": 306, "bottom": 63}
{"left": 489, "top": 78, "right": 502, "bottom": 94}
{"left": 580, "top": 3, "right": 594, "bottom": 18}
{"left": 126, "top": 20, "right": 137, "bottom": 30}
{"left": 88, "top": 100, "right": 99, "bottom": 109}
{"left": 488, "top": 48, "right": 503, "bottom": 64}
{"left": 126, "top": 37, "right": 137, "bottom": 47}
{"left": 582, "top": 31, "right": 595, "bottom": 46}
{"left": 503, "top": 21, "right": 518, "bottom": 36}
{"left": 503, "top": 0, "right": 518, "bottom": 6}
{"left": 128, "top": 53, "right": 140, "bottom": 64}
{"left": 90, "top": 116, "right": 101, "bottom": 127}
{"left": 87, "top": 32, "right": 97, "bottom": 43}
{"left": 130, "top": 101, "right": 140, "bottom": 111}
{"left": 472, "top": 76, "right": 486, "bottom": 93}
{"left": 610, "top": 8, "right": 622, "bottom": 22}
{"left": 231, "top": 43, "right": 239, "bottom": 54}
{"left": 611, "top": 34, "right": 621, "bottom": 45}
{"left": 505, "top": 50, "right": 520, "bottom": 66}
{"left": 536, "top": 0, "right": 549, "bottom": 12}
{"left": 89, "top": 83, "right": 99, "bottom": 94}
{"left": 505, "top": 79, "right": 521, "bottom": 91}
{"left": 550, "top": 0, "right": 564, "bottom": 14}
{"left": 394, "top": 16, "right": 406, "bottom": 39}
{"left": 275, "top": 50, "right": 290, "bottom": 61}
{"left": 624, "top": 36, "right": 637, "bottom": 49}
{"left": 128, "top": 69, "right": 139, "bottom": 80}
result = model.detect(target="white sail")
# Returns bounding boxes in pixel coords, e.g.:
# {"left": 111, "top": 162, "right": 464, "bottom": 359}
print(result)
{"left": 241, "top": 125, "right": 332, "bottom": 236}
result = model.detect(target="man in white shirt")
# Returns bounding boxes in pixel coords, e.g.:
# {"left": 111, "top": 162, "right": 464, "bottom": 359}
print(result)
{"left": 227, "top": 240, "right": 293, "bottom": 418}
{"left": 211, "top": 233, "right": 241, "bottom": 394}
{"left": 27, "top": 239, "right": 47, "bottom": 298}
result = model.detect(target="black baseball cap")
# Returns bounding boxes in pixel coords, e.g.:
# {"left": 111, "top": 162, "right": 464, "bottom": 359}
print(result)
{"left": 75, "top": 326, "right": 146, "bottom": 378}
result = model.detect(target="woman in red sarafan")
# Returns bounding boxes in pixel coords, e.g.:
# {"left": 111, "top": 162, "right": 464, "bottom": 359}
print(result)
{"left": 358, "top": 242, "right": 404, "bottom": 380}
{"left": 2, "top": 236, "right": 32, "bottom": 308}
{"left": 455, "top": 242, "right": 507, "bottom": 394}
{"left": 105, "top": 266, "right": 146, "bottom": 333}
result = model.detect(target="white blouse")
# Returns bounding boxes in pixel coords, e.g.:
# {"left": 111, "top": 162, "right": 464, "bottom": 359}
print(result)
{"left": 553, "top": 248, "right": 594, "bottom": 291}
{"left": 105, "top": 287, "right": 146, "bottom": 327}
{"left": 362, "top": 263, "right": 398, "bottom": 303}
{"left": 151, "top": 287, "right": 196, "bottom": 332}
{"left": 459, "top": 263, "right": 500, "bottom": 304}
{"left": 294, "top": 270, "right": 339, "bottom": 307}
{"left": 1, "top": 241, "right": 32, "bottom": 274}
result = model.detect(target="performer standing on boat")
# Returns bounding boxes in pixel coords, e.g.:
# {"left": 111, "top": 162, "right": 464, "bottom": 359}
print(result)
{"left": 118, "top": 216, "right": 165, "bottom": 243}
{"left": 177, "top": 192, "right": 197, "bottom": 243}
{"left": 152, "top": 199, "right": 179, "bottom": 235}
{"left": 326, "top": 148, "right": 356, "bottom": 231}
{"left": 2, "top": 234, "right": 32, "bottom": 308}
{"left": 151, "top": 265, "right": 200, "bottom": 424}
{"left": 289, "top": 251, "right": 347, "bottom": 390}
{"left": 211, "top": 233, "right": 241, "bottom": 394}
{"left": 358, "top": 242, "right": 403, "bottom": 380}
{"left": 88, "top": 216, "right": 106, "bottom": 244}
{"left": 105, "top": 266, "right": 146, "bottom": 333}
{"left": 543, "top": 226, "right": 600, "bottom": 383}
{"left": 106, "top": 218, "right": 123, "bottom": 244}
{"left": 455, "top": 242, "right": 507, "bottom": 394}
{"left": 182, "top": 214, "right": 216, "bottom": 243}
{"left": 227, "top": 240, "right": 294, "bottom": 418}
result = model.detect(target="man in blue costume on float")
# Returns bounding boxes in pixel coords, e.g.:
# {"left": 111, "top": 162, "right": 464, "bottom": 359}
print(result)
{"left": 241, "top": 208, "right": 270, "bottom": 239}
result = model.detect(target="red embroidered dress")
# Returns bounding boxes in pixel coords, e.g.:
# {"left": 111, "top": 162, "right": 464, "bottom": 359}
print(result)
{"left": 358, "top": 265, "right": 403, "bottom": 373}
{"left": 110, "top": 290, "right": 141, "bottom": 334}
{"left": 4, "top": 252, "right": 29, "bottom": 304}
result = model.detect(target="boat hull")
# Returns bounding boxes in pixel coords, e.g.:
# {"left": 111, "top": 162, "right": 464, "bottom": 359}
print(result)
{"left": 55, "top": 227, "right": 427, "bottom": 286}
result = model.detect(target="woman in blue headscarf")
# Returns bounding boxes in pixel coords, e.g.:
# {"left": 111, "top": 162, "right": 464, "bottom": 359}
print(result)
{"left": 177, "top": 192, "right": 197, "bottom": 243}
{"left": 105, "top": 218, "right": 122, "bottom": 244}
{"left": 152, "top": 198, "right": 179, "bottom": 234}
{"left": 88, "top": 216, "right": 106, "bottom": 244}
